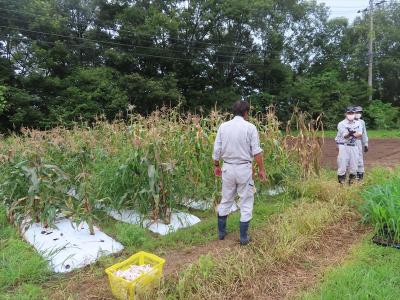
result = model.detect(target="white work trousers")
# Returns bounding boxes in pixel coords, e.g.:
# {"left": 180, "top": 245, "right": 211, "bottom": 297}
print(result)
{"left": 217, "top": 163, "right": 255, "bottom": 222}
{"left": 337, "top": 144, "right": 358, "bottom": 176}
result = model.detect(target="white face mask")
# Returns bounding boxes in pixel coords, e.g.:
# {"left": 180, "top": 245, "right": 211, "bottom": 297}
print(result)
{"left": 346, "top": 114, "right": 355, "bottom": 121}
{"left": 355, "top": 113, "right": 362, "bottom": 119}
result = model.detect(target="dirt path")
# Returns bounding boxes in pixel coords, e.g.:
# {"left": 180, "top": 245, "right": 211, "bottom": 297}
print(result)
{"left": 56, "top": 219, "right": 367, "bottom": 300}
{"left": 48, "top": 229, "right": 244, "bottom": 299}
{"left": 322, "top": 138, "right": 400, "bottom": 169}
{"left": 160, "top": 216, "right": 370, "bottom": 300}
{"left": 232, "top": 217, "right": 369, "bottom": 299}
{"left": 164, "top": 230, "right": 241, "bottom": 276}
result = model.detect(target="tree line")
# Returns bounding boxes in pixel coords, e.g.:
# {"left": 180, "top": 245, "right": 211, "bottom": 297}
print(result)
{"left": 0, "top": 0, "right": 399, "bottom": 131}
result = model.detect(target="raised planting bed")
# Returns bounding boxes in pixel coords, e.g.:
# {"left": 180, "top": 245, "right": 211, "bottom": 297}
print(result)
{"left": 181, "top": 198, "right": 239, "bottom": 211}
{"left": 107, "top": 209, "right": 201, "bottom": 235}
{"left": 22, "top": 218, "right": 124, "bottom": 273}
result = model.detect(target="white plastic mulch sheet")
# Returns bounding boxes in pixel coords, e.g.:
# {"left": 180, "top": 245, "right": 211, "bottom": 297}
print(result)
{"left": 181, "top": 187, "right": 285, "bottom": 211}
{"left": 22, "top": 218, "right": 124, "bottom": 273}
{"left": 264, "top": 186, "right": 286, "bottom": 196}
{"left": 181, "top": 198, "right": 213, "bottom": 210}
{"left": 108, "top": 209, "right": 201, "bottom": 236}
{"left": 181, "top": 198, "right": 239, "bottom": 212}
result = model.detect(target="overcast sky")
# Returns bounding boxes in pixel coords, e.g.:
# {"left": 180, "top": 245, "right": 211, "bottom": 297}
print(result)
{"left": 316, "top": 0, "right": 370, "bottom": 23}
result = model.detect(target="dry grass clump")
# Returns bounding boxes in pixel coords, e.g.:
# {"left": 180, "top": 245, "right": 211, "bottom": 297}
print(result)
{"left": 290, "top": 173, "right": 364, "bottom": 207}
{"left": 285, "top": 108, "right": 324, "bottom": 178}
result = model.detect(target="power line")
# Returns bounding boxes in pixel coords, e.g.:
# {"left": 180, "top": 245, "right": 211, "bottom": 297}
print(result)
{"left": 0, "top": 7, "right": 254, "bottom": 51}
{"left": 0, "top": 23, "right": 201, "bottom": 56}
{"left": 0, "top": 6, "right": 372, "bottom": 52}
{"left": 3, "top": 6, "right": 394, "bottom": 69}
{"left": 0, "top": 15, "right": 285, "bottom": 57}
{"left": 328, "top": 6, "right": 366, "bottom": 8}
{"left": 0, "top": 32, "right": 279, "bottom": 68}
{"left": 0, "top": 24, "right": 262, "bottom": 61}
{"left": 3, "top": 37, "right": 398, "bottom": 74}
{"left": 329, "top": 10, "right": 365, "bottom": 13}
{"left": 0, "top": 14, "right": 284, "bottom": 60}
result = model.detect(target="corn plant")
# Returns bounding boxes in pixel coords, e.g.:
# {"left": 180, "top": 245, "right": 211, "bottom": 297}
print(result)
{"left": 64, "top": 176, "right": 97, "bottom": 235}
{"left": 253, "top": 107, "right": 293, "bottom": 185}
{"left": 0, "top": 156, "right": 70, "bottom": 229}
{"left": 286, "top": 108, "right": 324, "bottom": 178}
{"left": 68, "top": 145, "right": 99, "bottom": 235}
{"left": 0, "top": 106, "right": 322, "bottom": 230}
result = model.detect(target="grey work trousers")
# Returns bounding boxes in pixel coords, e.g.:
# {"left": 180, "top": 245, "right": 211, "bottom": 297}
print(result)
{"left": 337, "top": 144, "right": 358, "bottom": 176}
{"left": 356, "top": 140, "right": 365, "bottom": 173}
{"left": 217, "top": 163, "right": 255, "bottom": 222}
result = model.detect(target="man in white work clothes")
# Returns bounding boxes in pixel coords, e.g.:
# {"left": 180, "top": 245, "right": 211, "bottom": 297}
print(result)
{"left": 335, "top": 106, "right": 363, "bottom": 185}
{"left": 213, "top": 100, "right": 266, "bottom": 245}
{"left": 354, "top": 106, "right": 368, "bottom": 180}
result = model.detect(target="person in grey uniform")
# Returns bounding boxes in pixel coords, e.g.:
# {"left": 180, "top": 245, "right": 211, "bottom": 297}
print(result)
{"left": 213, "top": 100, "right": 266, "bottom": 245}
{"left": 335, "top": 106, "right": 363, "bottom": 185}
{"left": 354, "top": 106, "right": 368, "bottom": 180}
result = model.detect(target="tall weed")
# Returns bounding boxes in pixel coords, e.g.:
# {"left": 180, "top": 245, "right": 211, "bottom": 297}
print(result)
{"left": 362, "top": 176, "right": 400, "bottom": 242}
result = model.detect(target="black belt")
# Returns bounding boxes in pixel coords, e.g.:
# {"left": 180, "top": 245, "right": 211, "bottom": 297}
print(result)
{"left": 336, "top": 143, "right": 355, "bottom": 147}
{"left": 223, "top": 161, "right": 251, "bottom": 165}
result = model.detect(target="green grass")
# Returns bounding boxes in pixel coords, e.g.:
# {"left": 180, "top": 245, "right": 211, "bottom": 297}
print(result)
{"left": 302, "top": 238, "right": 400, "bottom": 300}
{"left": 0, "top": 206, "right": 50, "bottom": 299}
{"left": 98, "top": 189, "right": 293, "bottom": 255}
{"left": 0, "top": 284, "right": 47, "bottom": 300}
{"left": 361, "top": 175, "right": 400, "bottom": 242}
{"left": 322, "top": 130, "right": 400, "bottom": 139}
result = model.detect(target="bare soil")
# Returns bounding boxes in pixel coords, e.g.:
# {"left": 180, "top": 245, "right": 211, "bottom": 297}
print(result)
{"left": 322, "top": 138, "right": 400, "bottom": 169}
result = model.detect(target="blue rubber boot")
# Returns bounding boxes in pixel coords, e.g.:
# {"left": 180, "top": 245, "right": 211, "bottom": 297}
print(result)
{"left": 218, "top": 215, "right": 227, "bottom": 240}
{"left": 240, "top": 221, "right": 250, "bottom": 245}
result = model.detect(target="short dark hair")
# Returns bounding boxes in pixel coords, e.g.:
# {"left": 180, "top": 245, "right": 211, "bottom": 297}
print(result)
{"left": 232, "top": 100, "right": 249, "bottom": 116}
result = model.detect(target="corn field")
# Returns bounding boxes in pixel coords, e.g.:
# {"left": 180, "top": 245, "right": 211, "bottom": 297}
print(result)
{"left": 0, "top": 107, "right": 323, "bottom": 232}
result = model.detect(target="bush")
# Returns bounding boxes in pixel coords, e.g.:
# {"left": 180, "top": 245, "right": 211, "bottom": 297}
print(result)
{"left": 365, "top": 100, "right": 400, "bottom": 129}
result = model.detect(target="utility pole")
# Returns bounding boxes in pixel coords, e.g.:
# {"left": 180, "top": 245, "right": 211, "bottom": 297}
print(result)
{"left": 368, "top": 0, "right": 374, "bottom": 102}
{"left": 358, "top": 1, "right": 386, "bottom": 102}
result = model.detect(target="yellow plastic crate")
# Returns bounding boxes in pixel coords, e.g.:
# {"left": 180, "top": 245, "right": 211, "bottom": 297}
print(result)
{"left": 105, "top": 251, "right": 166, "bottom": 300}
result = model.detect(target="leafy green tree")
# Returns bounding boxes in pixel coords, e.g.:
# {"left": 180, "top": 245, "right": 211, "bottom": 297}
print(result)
{"left": 291, "top": 71, "right": 368, "bottom": 128}
{"left": 0, "top": 85, "right": 6, "bottom": 114}
{"left": 366, "top": 100, "right": 399, "bottom": 129}
{"left": 0, "top": 0, "right": 398, "bottom": 130}
{"left": 2, "top": 87, "right": 45, "bottom": 130}
{"left": 121, "top": 73, "right": 182, "bottom": 113}
{"left": 46, "top": 67, "right": 128, "bottom": 125}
